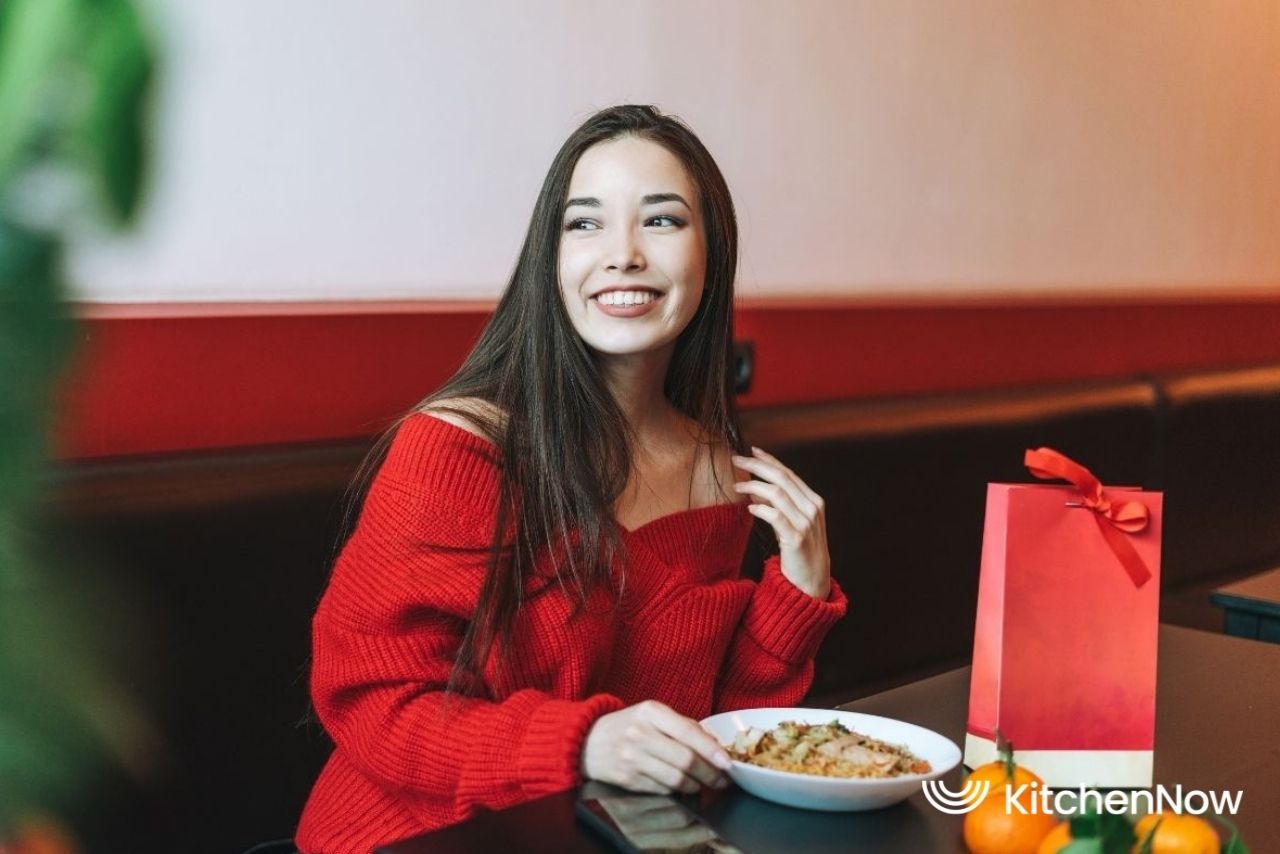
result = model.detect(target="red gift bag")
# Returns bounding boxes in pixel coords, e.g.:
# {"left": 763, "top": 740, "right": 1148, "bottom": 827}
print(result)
{"left": 964, "top": 448, "right": 1162, "bottom": 788}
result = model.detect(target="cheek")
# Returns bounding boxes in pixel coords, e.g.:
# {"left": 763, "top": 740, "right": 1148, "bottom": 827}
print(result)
{"left": 557, "top": 243, "right": 587, "bottom": 299}
{"left": 556, "top": 241, "right": 570, "bottom": 283}
{"left": 670, "top": 241, "right": 707, "bottom": 315}
{"left": 675, "top": 285, "right": 706, "bottom": 330}
{"left": 673, "top": 229, "right": 706, "bottom": 282}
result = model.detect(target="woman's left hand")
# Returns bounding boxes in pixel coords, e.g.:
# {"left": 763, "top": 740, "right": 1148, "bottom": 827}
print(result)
{"left": 731, "top": 447, "right": 832, "bottom": 600}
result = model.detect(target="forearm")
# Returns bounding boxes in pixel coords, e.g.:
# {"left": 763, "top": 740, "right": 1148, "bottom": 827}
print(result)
{"left": 312, "top": 611, "right": 626, "bottom": 808}
{"left": 712, "top": 555, "right": 847, "bottom": 713}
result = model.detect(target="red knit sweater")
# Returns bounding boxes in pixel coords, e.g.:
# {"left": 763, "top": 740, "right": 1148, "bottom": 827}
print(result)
{"left": 296, "top": 414, "right": 848, "bottom": 854}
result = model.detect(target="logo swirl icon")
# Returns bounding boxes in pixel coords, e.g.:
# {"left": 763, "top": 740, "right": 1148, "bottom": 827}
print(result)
{"left": 921, "top": 779, "right": 991, "bottom": 814}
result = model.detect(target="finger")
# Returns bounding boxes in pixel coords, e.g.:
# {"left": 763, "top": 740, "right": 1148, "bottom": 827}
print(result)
{"left": 732, "top": 480, "right": 809, "bottom": 532}
{"left": 732, "top": 453, "right": 819, "bottom": 519}
{"left": 647, "top": 706, "right": 734, "bottom": 776}
{"left": 632, "top": 748, "right": 702, "bottom": 794}
{"left": 747, "top": 503, "right": 802, "bottom": 547}
{"left": 620, "top": 774, "right": 672, "bottom": 795}
{"left": 642, "top": 730, "right": 726, "bottom": 790}
{"left": 748, "top": 446, "right": 824, "bottom": 509}
{"left": 611, "top": 762, "right": 675, "bottom": 795}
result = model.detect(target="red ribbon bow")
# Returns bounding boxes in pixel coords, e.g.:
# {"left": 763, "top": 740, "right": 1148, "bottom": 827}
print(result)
{"left": 1023, "top": 447, "right": 1153, "bottom": 588}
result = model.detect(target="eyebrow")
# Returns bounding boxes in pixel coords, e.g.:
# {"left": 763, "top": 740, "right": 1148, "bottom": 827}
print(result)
{"left": 563, "top": 192, "right": 692, "bottom": 212}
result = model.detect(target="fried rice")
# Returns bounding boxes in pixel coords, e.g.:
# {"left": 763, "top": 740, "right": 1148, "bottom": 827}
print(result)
{"left": 726, "top": 719, "right": 932, "bottom": 779}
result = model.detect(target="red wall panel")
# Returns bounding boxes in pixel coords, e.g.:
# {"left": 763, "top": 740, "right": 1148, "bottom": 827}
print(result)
{"left": 54, "top": 294, "right": 1280, "bottom": 460}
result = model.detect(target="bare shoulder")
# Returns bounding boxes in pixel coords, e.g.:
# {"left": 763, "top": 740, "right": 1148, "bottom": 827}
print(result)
{"left": 418, "top": 396, "right": 507, "bottom": 442}
{"left": 682, "top": 418, "right": 751, "bottom": 501}
{"left": 709, "top": 436, "right": 752, "bottom": 487}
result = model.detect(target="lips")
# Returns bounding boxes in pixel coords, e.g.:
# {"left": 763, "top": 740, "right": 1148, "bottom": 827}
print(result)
{"left": 590, "top": 287, "right": 664, "bottom": 318}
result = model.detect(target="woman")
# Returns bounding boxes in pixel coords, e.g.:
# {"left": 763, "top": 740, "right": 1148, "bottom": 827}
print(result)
{"left": 296, "top": 105, "right": 847, "bottom": 854}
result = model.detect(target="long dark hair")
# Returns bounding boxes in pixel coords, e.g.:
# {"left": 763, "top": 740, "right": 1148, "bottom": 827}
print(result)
{"left": 341, "top": 104, "right": 743, "bottom": 700}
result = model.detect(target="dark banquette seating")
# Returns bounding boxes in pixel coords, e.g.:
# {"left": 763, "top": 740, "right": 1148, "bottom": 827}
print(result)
{"left": 43, "top": 362, "right": 1280, "bottom": 854}
{"left": 740, "top": 379, "right": 1161, "bottom": 703}
{"left": 1153, "top": 365, "right": 1280, "bottom": 630}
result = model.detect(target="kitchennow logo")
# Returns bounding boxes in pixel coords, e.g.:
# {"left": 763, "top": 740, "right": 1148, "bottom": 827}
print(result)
{"left": 921, "top": 779, "right": 991, "bottom": 814}
{"left": 921, "top": 780, "right": 1244, "bottom": 818}
{"left": 1003, "top": 783, "right": 1243, "bottom": 818}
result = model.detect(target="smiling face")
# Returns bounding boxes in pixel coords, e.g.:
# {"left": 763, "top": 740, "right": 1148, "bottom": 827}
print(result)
{"left": 558, "top": 136, "right": 707, "bottom": 358}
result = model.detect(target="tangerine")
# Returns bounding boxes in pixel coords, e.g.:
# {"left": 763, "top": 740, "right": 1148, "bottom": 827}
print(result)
{"left": 965, "top": 734, "right": 1044, "bottom": 806}
{"left": 1132, "top": 813, "right": 1220, "bottom": 854}
{"left": 1036, "top": 822, "right": 1072, "bottom": 854}
{"left": 963, "top": 792, "right": 1059, "bottom": 854}
{"left": 966, "top": 760, "right": 1044, "bottom": 804}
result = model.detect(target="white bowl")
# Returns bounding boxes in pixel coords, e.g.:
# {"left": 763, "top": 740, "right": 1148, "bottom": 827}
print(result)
{"left": 700, "top": 707, "right": 961, "bottom": 812}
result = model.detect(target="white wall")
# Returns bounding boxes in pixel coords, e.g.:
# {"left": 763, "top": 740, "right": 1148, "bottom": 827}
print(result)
{"left": 69, "top": 0, "right": 1280, "bottom": 303}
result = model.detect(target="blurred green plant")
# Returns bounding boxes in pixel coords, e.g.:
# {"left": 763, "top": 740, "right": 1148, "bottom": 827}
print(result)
{"left": 0, "top": 0, "right": 156, "bottom": 842}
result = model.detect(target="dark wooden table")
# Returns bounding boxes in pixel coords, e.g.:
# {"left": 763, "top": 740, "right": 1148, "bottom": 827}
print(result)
{"left": 1212, "top": 566, "right": 1280, "bottom": 643}
{"left": 380, "top": 625, "right": 1280, "bottom": 853}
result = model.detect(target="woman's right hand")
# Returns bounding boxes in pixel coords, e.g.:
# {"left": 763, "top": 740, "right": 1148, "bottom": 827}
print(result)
{"left": 579, "top": 700, "right": 733, "bottom": 794}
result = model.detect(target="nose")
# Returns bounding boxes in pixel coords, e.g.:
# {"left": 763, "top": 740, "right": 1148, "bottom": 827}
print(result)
{"left": 603, "top": 226, "right": 646, "bottom": 273}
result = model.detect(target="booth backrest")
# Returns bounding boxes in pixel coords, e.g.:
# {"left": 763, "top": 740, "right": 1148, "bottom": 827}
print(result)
{"left": 44, "top": 466, "right": 355, "bottom": 853}
{"left": 1156, "top": 365, "right": 1280, "bottom": 587}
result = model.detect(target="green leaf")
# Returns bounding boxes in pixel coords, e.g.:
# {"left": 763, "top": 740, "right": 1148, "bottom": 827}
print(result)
{"left": 1068, "top": 800, "right": 1136, "bottom": 854}
{"left": 0, "top": 0, "right": 156, "bottom": 834}
{"left": 0, "top": 217, "right": 68, "bottom": 527}
{"left": 77, "top": 0, "right": 156, "bottom": 224}
{"left": 1100, "top": 815, "right": 1137, "bottom": 854}
{"left": 1214, "top": 815, "right": 1250, "bottom": 854}
{"left": 1059, "top": 842, "right": 1105, "bottom": 854}
{"left": 1070, "top": 811, "right": 1102, "bottom": 838}
{"left": 0, "top": 0, "right": 84, "bottom": 186}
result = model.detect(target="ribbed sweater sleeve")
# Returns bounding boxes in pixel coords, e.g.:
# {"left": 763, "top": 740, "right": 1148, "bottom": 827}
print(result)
{"left": 712, "top": 553, "right": 849, "bottom": 712}
{"left": 312, "top": 620, "right": 624, "bottom": 807}
{"left": 309, "top": 416, "right": 626, "bottom": 815}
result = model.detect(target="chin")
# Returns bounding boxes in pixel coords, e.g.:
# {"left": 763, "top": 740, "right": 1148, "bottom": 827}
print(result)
{"left": 589, "top": 342, "right": 669, "bottom": 357}
{"left": 582, "top": 331, "right": 678, "bottom": 357}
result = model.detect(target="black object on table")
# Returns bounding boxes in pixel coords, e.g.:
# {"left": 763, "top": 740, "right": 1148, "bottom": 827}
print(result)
{"left": 1211, "top": 566, "right": 1280, "bottom": 643}
{"left": 377, "top": 625, "right": 1280, "bottom": 853}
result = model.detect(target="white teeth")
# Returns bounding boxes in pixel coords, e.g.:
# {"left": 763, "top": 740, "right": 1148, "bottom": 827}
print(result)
{"left": 596, "top": 290, "right": 656, "bottom": 306}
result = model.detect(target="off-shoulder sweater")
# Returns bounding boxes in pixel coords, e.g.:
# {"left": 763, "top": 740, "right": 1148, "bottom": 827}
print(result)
{"left": 296, "top": 414, "right": 848, "bottom": 854}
